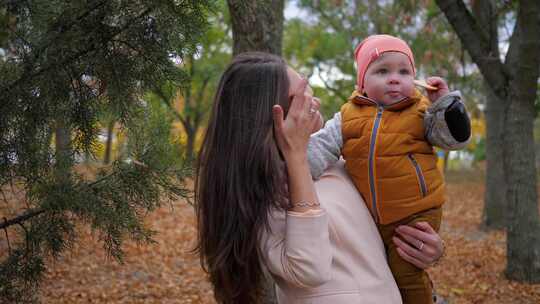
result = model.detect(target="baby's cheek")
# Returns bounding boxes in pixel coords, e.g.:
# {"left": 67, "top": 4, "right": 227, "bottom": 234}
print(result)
{"left": 403, "top": 81, "right": 415, "bottom": 96}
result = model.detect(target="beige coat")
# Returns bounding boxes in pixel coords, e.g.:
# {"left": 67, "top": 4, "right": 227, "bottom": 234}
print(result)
{"left": 260, "top": 160, "right": 402, "bottom": 303}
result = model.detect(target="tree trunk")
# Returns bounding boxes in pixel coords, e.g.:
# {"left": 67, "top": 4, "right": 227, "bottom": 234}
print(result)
{"left": 227, "top": 0, "right": 284, "bottom": 56}
{"left": 185, "top": 127, "right": 195, "bottom": 163}
{"left": 227, "top": 1, "right": 284, "bottom": 301}
{"left": 503, "top": 0, "right": 540, "bottom": 282}
{"left": 483, "top": 86, "right": 507, "bottom": 229}
{"left": 471, "top": 0, "right": 507, "bottom": 230}
{"left": 103, "top": 120, "right": 115, "bottom": 165}
{"left": 504, "top": 88, "right": 540, "bottom": 282}
{"left": 435, "top": 0, "right": 540, "bottom": 282}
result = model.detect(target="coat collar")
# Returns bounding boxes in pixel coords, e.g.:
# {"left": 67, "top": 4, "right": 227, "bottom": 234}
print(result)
{"left": 348, "top": 89, "right": 423, "bottom": 111}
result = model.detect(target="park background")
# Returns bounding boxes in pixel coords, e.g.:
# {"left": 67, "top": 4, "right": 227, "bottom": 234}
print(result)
{"left": 0, "top": 0, "right": 539, "bottom": 303}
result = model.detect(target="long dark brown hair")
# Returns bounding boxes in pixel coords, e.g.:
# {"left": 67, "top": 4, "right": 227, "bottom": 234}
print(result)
{"left": 195, "top": 52, "right": 290, "bottom": 303}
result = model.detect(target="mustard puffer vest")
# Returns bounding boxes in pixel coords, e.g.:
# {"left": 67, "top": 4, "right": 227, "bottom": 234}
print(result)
{"left": 341, "top": 89, "right": 445, "bottom": 224}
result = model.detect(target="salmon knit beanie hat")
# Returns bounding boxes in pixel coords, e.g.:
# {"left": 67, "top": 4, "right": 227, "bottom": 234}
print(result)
{"left": 354, "top": 34, "right": 416, "bottom": 93}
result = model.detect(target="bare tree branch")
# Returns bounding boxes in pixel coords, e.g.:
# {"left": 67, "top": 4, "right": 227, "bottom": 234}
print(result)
{"left": 435, "top": 0, "right": 510, "bottom": 98}
{"left": 316, "top": 68, "right": 349, "bottom": 101}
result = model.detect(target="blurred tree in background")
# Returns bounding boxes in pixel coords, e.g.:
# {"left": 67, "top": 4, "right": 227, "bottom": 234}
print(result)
{"left": 227, "top": 0, "right": 284, "bottom": 56}
{"left": 284, "top": 0, "right": 483, "bottom": 119}
{"left": 0, "top": 0, "right": 214, "bottom": 302}
{"left": 436, "top": 0, "right": 540, "bottom": 283}
{"left": 148, "top": 0, "right": 231, "bottom": 161}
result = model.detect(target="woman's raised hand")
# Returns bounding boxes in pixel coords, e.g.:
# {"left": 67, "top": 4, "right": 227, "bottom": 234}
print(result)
{"left": 273, "top": 79, "right": 321, "bottom": 162}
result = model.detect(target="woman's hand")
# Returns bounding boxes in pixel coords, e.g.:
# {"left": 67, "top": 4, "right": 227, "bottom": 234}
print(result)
{"left": 426, "top": 76, "right": 450, "bottom": 103}
{"left": 273, "top": 80, "right": 321, "bottom": 162}
{"left": 392, "top": 222, "right": 444, "bottom": 269}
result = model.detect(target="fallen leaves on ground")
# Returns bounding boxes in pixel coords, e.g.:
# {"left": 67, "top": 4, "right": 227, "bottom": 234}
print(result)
{"left": 25, "top": 172, "right": 540, "bottom": 303}
{"left": 428, "top": 173, "right": 540, "bottom": 304}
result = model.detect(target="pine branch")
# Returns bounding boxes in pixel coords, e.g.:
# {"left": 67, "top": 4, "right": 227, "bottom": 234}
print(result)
{"left": 0, "top": 168, "right": 122, "bottom": 230}
{"left": 0, "top": 209, "right": 45, "bottom": 230}
{"left": 1, "top": 7, "right": 153, "bottom": 95}
{"left": 11, "top": 0, "right": 109, "bottom": 85}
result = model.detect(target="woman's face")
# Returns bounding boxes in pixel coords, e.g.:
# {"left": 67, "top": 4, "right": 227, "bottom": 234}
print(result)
{"left": 286, "top": 67, "right": 323, "bottom": 133}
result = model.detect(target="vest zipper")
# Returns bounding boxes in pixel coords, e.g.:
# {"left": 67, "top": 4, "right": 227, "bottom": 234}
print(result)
{"left": 407, "top": 154, "right": 427, "bottom": 197}
{"left": 368, "top": 106, "right": 384, "bottom": 223}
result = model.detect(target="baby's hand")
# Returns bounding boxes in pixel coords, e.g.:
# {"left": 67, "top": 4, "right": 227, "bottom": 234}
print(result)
{"left": 426, "top": 77, "right": 450, "bottom": 103}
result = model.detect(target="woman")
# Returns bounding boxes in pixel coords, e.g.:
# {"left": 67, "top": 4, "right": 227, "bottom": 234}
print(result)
{"left": 196, "top": 52, "right": 444, "bottom": 303}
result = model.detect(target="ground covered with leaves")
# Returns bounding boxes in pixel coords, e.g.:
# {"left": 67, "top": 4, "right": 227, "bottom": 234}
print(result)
{"left": 30, "top": 172, "right": 540, "bottom": 303}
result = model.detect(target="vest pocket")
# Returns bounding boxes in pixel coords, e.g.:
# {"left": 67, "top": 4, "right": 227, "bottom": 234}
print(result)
{"left": 407, "top": 154, "right": 427, "bottom": 197}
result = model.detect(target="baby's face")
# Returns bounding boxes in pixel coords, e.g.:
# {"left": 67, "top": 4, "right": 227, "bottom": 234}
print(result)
{"left": 363, "top": 52, "right": 414, "bottom": 105}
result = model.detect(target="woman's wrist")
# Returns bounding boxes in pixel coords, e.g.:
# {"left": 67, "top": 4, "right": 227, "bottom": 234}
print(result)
{"left": 288, "top": 200, "right": 320, "bottom": 209}
{"left": 283, "top": 151, "right": 308, "bottom": 166}
{"left": 287, "top": 201, "right": 321, "bottom": 213}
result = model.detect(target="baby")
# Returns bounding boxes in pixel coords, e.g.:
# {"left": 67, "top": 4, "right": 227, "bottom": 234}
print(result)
{"left": 308, "top": 34, "right": 471, "bottom": 304}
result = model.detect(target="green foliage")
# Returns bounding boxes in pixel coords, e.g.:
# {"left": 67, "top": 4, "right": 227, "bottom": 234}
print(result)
{"left": 472, "top": 137, "right": 486, "bottom": 162}
{"left": 133, "top": 89, "right": 187, "bottom": 170}
{"left": 0, "top": 0, "right": 214, "bottom": 302}
{"left": 148, "top": 0, "right": 231, "bottom": 160}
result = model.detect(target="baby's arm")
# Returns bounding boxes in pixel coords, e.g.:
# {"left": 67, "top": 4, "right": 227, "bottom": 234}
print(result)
{"left": 424, "top": 91, "right": 471, "bottom": 150}
{"left": 307, "top": 112, "right": 343, "bottom": 179}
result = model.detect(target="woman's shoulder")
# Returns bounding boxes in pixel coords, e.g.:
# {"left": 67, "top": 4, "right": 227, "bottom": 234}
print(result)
{"left": 314, "top": 160, "right": 356, "bottom": 193}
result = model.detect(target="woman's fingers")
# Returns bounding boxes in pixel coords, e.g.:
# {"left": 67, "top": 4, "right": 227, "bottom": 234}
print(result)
{"left": 397, "top": 233, "right": 435, "bottom": 261}
{"left": 307, "top": 98, "right": 320, "bottom": 121}
{"left": 414, "top": 222, "right": 444, "bottom": 261}
{"left": 393, "top": 232, "right": 431, "bottom": 260}
{"left": 396, "top": 224, "right": 438, "bottom": 247}
{"left": 415, "top": 221, "right": 436, "bottom": 233}
{"left": 311, "top": 100, "right": 320, "bottom": 112}
{"left": 289, "top": 79, "right": 309, "bottom": 113}
{"left": 294, "top": 78, "right": 309, "bottom": 96}
{"left": 394, "top": 241, "right": 429, "bottom": 269}
{"left": 272, "top": 105, "right": 284, "bottom": 132}
{"left": 395, "top": 222, "right": 444, "bottom": 265}
{"left": 312, "top": 97, "right": 321, "bottom": 108}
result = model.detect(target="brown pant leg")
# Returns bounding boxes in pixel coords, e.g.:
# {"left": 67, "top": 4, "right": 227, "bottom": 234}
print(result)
{"left": 378, "top": 207, "right": 442, "bottom": 304}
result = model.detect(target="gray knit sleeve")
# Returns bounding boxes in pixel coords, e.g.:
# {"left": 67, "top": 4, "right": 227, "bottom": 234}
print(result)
{"left": 424, "top": 91, "right": 471, "bottom": 150}
{"left": 307, "top": 112, "right": 343, "bottom": 179}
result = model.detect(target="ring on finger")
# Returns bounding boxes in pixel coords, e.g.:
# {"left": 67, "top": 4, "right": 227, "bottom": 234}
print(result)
{"left": 309, "top": 107, "right": 317, "bottom": 115}
{"left": 417, "top": 240, "right": 424, "bottom": 251}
